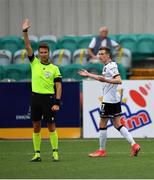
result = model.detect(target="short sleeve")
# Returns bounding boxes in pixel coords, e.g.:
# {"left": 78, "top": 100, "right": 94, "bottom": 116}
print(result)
{"left": 30, "top": 56, "right": 39, "bottom": 66}
{"left": 109, "top": 62, "right": 119, "bottom": 77}
{"left": 89, "top": 37, "right": 96, "bottom": 49}
{"left": 54, "top": 66, "right": 62, "bottom": 79}
{"left": 110, "top": 40, "right": 119, "bottom": 47}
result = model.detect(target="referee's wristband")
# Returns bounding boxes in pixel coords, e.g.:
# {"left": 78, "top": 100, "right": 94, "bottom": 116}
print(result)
{"left": 55, "top": 99, "right": 61, "bottom": 106}
{"left": 23, "top": 29, "right": 28, "bottom": 32}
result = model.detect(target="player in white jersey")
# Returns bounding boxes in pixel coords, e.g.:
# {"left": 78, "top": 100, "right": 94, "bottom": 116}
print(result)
{"left": 79, "top": 47, "right": 140, "bottom": 157}
{"left": 102, "top": 61, "right": 120, "bottom": 103}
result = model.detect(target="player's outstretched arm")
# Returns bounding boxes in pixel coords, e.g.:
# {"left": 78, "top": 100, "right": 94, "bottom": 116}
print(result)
{"left": 22, "top": 18, "right": 33, "bottom": 57}
{"left": 78, "top": 69, "right": 100, "bottom": 81}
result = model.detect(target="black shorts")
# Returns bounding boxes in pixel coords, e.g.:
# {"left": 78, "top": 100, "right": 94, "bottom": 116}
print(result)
{"left": 100, "top": 102, "right": 122, "bottom": 118}
{"left": 31, "top": 92, "right": 56, "bottom": 123}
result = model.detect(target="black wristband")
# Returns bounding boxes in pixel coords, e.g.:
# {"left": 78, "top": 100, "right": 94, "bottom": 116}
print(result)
{"left": 55, "top": 99, "right": 61, "bottom": 106}
{"left": 23, "top": 29, "right": 28, "bottom": 32}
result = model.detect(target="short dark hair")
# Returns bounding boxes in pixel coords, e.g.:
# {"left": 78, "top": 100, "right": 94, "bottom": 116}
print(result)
{"left": 38, "top": 43, "right": 49, "bottom": 52}
{"left": 99, "top": 46, "right": 112, "bottom": 58}
{"left": 99, "top": 46, "right": 111, "bottom": 54}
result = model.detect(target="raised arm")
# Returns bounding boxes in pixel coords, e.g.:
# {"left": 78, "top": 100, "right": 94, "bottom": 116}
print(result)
{"left": 22, "top": 18, "right": 33, "bottom": 57}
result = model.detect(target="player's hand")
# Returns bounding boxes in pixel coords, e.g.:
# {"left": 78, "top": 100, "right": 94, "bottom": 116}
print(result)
{"left": 22, "top": 18, "right": 31, "bottom": 31}
{"left": 51, "top": 105, "right": 60, "bottom": 111}
{"left": 98, "top": 76, "right": 106, "bottom": 82}
{"left": 78, "top": 69, "right": 89, "bottom": 77}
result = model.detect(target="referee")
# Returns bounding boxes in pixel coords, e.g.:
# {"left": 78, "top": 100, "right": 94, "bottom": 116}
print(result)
{"left": 22, "top": 18, "right": 62, "bottom": 162}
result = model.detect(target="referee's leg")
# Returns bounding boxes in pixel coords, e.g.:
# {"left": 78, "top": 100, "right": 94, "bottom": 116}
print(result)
{"left": 30, "top": 120, "right": 42, "bottom": 162}
{"left": 47, "top": 122, "right": 59, "bottom": 161}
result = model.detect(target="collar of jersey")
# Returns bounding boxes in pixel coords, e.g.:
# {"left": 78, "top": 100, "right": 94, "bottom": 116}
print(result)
{"left": 41, "top": 62, "right": 50, "bottom": 65}
{"left": 104, "top": 59, "right": 112, "bottom": 65}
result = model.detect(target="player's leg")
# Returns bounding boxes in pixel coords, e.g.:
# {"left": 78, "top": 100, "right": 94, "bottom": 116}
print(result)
{"left": 99, "top": 118, "right": 108, "bottom": 150}
{"left": 112, "top": 102, "right": 140, "bottom": 157}
{"left": 89, "top": 117, "right": 108, "bottom": 157}
{"left": 89, "top": 103, "right": 110, "bottom": 157}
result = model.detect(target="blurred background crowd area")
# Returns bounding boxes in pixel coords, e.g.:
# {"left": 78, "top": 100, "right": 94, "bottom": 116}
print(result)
{"left": 1, "top": 0, "right": 154, "bottom": 81}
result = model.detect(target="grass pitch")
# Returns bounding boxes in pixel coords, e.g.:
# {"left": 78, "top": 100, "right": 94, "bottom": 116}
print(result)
{"left": 0, "top": 138, "right": 154, "bottom": 179}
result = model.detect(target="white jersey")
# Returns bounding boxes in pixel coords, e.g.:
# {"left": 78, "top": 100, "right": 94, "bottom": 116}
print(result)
{"left": 102, "top": 61, "right": 121, "bottom": 103}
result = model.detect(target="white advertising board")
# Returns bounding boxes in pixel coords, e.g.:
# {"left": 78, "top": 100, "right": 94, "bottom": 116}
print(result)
{"left": 83, "top": 80, "right": 154, "bottom": 138}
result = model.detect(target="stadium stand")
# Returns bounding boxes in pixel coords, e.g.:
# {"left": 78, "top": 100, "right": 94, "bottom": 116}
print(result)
{"left": 59, "top": 64, "right": 83, "bottom": 81}
{"left": 57, "top": 36, "right": 78, "bottom": 54}
{"left": 0, "top": 65, "right": 4, "bottom": 80}
{"left": 129, "top": 68, "right": 154, "bottom": 80}
{"left": 118, "top": 34, "right": 138, "bottom": 61}
{"left": 1, "top": 64, "right": 31, "bottom": 81}
{"left": 77, "top": 35, "right": 94, "bottom": 49}
{"left": 39, "top": 35, "right": 57, "bottom": 52}
{"left": 108, "top": 34, "right": 119, "bottom": 42}
{"left": 1, "top": 78, "right": 16, "bottom": 82}
{"left": 73, "top": 48, "right": 89, "bottom": 65}
{"left": 52, "top": 49, "right": 72, "bottom": 66}
{"left": 1, "top": 33, "right": 154, "bottom": 81}
{"left": 136, "top": 34, "right": 154, "bottom": 61}
{"left": 13, "top": 49, "right": 29, "bottom": 64}
{"left": 27, "top": 35, "right": 39, "bottom": 52}
{"left": 0, "top": 50, "right": 12, "bottom": 65}
{"left": 118, "top": 34, "right": 137, "bottom": 53}
{"left": 112, "top": 48, "right": 132, "bottom": 70}
{"left": 0, "top": 35, "right": 23, "bottom": 55}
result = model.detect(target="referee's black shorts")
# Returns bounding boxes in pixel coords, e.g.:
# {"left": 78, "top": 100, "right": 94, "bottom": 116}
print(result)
{"left": 31, "top": 92, "right": 56, "bottom": 123}
{"left": 100, "top": 102, "right": 122, "bottom": 118}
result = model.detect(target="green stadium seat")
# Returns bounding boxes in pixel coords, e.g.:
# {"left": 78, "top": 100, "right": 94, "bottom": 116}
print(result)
{"left": 136, "top": 34, "right": 154, "bottom": 60}
{"left": 118, "top": 34, "right": 138, "bottom": 54}
{"left": 2, "top": 64, "right": 31, "bottom": 81}
{"left": 77, "top": 35, "right": 94, "bottom": 49}
{"left": 108, "top": 34, "right": 119, "bottom": 42}
{"left": 118, "top": 34, "right": 139, "bottom": 61}
{"left": 13, "top": 49, "right": 29, "bottom": 64}
{"left": 59, "top": 64, "right": 83, "bottom": 81}
{"left": 52, "top": 49, "right": 72, "bottom": 66}
{"left": 39, "top": 35, "right": 57, "bottom": 52}
{"left": 0, "top": 49, "right": 12, "bottom": 65}
{"left": 112, "top": 48, "right": 132, "bottom": 70}
{"left": 73, "top": 48, "right": 89, "bottom": 65}
{"left": 57, "top": 36, "right": 78, "bottom": 54}
{"left": 118, "top": 63, "right": 127, "bottom": 80}
{"left": 0, "top": 65, "right": 4, "bottom": 80}
{"left": 27, "top": 35, "right": 39, "bottom": 52}
{"left": 0, "top": 35, "right": 24, "bottom": 55}
{"left": 84, "top": 63, "right": 103, "bottom": 75}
